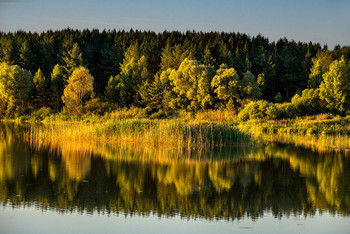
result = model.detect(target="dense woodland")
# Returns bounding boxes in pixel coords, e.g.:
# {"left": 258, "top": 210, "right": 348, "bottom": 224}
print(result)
{"left": 0, "top": 29, "right": 350, "bottom": 119}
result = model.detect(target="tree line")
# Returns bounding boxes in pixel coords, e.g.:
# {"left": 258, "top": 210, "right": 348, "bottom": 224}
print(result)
{"left": 0, "top": 29, "right": 349, "bottom": 117}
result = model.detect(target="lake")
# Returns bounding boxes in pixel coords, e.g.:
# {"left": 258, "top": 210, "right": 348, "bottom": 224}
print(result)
{"left": 0, "top": 123, "right": 349, "bottom": 233}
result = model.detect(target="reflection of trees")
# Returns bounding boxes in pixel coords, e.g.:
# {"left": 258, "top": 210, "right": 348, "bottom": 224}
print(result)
{"left": 0, "top": 127, "right": 30, "bottom": 182}
{"left": 260, "top": 144, "right": 350, "bottom": 215}
{"left": 0, "top": 125, "right": 349, "bottom": 220}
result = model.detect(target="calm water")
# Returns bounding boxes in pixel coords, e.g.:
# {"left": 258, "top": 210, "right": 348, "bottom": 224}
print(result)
{"left": 0, "top": 123, "right": 349, "bottom": 233}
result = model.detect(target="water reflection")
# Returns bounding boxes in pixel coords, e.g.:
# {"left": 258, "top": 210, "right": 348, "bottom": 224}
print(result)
{"left": 0, "top": 123, "right": 349, "bottom": 220}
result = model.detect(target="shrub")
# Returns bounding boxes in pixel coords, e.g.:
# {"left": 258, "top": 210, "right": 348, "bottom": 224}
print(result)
{"left": 31, "top": 107, "right": 53, "bottom": 121}
{"left": 79, "top": 98, "right": 111, "bottom": 115}
{"left": 266, "top": 105, "right": 280, "bottom": 120}
{"left": 238, "top": 100, "right": 271, "bottom": 121}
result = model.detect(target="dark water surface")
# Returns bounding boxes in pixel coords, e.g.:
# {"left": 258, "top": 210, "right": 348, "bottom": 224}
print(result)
{"left": 0, "top": 123, "right": 349, "bottom": 233}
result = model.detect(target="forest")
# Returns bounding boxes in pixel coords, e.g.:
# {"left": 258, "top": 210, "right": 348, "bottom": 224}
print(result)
{"left": 0, "top": 28, "right": 350, "bottom": 120}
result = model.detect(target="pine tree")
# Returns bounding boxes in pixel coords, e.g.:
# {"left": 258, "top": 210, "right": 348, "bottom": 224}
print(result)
{"left": 19, "top": 40, "right": 37, "bottom": 74}
{"left": 241, "top": 71, "right": 262, "bottom": 100}
{"left": 62, "top": 42, "right": 84, "bottom": 76}
{"left": 203, "top": 45, "right": 217, "bottom": 67}
{"left": 0, "top": 38, "right": 15, "bottom": 64}
{"left": 148, "top": 74, "right": 164, "bottom": 110}
{"left": 100, "top": 43, "right": 123, "bottom": 80}
{"left": 33, "top": 68, "right": 48, "bottom": 107}
{"left": 50, "top": 64, "right": 65, "bottom": 110}
{"left": 40, "top": 36, "right": 57, "bottom": 78}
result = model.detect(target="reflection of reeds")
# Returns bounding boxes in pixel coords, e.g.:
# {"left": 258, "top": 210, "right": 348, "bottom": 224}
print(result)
{"left": 25, "top": 134, "right": 255, "bottom": 165}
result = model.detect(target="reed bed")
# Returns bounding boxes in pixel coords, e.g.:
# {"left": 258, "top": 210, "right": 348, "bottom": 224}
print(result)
{"left": 5, "top": 111, "right": 350, "bottom": 155}
{"left": 238, "top": 116, "right": 350, "bottom": 153}
{"left": 23, "top": 119, "right": 251, "bottom": 151}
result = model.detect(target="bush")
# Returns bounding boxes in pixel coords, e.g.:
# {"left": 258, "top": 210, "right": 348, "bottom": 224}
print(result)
{"left": 291, "top": 89, "right": 326, "bottom": 116}
{"left": 31, "top": 107, "right": 53, "bottom": 121}
{"left": 238, "top": 100, "right": 271, "bottom": 121}
{"left": 79, "top": 98, "right": 111, "bottom": 115}
{"left": 266, "top": 105, "right": 280, "bottom": 120}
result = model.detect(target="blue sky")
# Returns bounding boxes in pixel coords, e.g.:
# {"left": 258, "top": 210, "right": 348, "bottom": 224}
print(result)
{"left": 0, "top": 0, "right": 349, "bottom": 48}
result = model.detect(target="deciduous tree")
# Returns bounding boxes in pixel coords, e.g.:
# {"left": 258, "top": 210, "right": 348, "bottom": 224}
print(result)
{"left": 0, "top": 63, "right": 33, "bottom": 114}
{"left": 319, "top": 57, "right": 350, "bottom": 114}
{"left": 62, "top": 67, "right": 94, "bottom": 113}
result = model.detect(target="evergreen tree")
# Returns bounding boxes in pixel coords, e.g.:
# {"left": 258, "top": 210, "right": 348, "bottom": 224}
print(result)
{"left": 100, "top": 43, "right": 123, "bottom": 81}
{"left": 147, "top": 74, "right": 165, "bottom": 110}
{"left": 40, "top": 36, "right": 57, "bottom": 78}
{"left": 0, "top": 38, "right": 15, "bottom": 64}
{"left": 160, "top": 43, "right": 189, "bottom": 71}
{"left": 50, "top": 64, "right": 65, "bottom": 110}
{"left": 203, "top": 45, "right": 217, "bottom": 67}
{"left": 62, "top": 42, "right": 84, "bottom": 76}
{"left": 19, "top": 40, "right": 37, "bottom": 74}
{"left": 241, "top": 71, "right": 262, "bottom": 100}
{"left": 105, "top": 75, "right": 126, "bottom": 106}
{"left": 33, "top": 68, "right": 48, "bottom": 107}
{"left": 274, "top": 92, "right": 283, "bottom": 103}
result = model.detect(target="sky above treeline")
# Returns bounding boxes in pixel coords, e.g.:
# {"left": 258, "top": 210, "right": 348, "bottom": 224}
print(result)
{"left": 0, "top": 0, "right": 349, "bottom": 49}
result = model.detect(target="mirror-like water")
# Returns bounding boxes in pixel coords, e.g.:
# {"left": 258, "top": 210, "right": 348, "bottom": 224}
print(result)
{"left": 0, "top": 123, "right": 349, "bottom": 233}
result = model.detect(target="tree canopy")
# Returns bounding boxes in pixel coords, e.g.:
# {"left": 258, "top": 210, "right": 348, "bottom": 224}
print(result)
{"left": 62, "top": 66, "right": 94, "bottom": 113}
{"left": 0, "top": 29, "right": 349, "bottom": 116}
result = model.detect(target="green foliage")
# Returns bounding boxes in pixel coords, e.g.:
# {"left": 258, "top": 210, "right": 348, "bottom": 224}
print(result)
{"left": 62, "top": 67, "right": 95, "bottom": 113}
{"left": 33, "top": 68, "right": 48, "bottom": 107}
{"left": 100, "top": 43, "right": 123, "bottom": 79}
{"left": 241, "top": 71, "right": 262, "bottom": 99}
{"left": 0, "top": 37, "right": 15, "bottom": 64}
{"left": 238, "top": 100, "right": 271, "bottom": 121}
{"left": 203, "top": 45, "right": 217, "bottom": 67}
{"left": 146, "top": 74, "right": 166, "bottom": 111}
{"left": 225, "top": 98, "right": 235, "bottom": 111}
{"left": 105, "top": 43, "right": 151, "bottom": 107}
{"left": 274, "top": 92, "right": 283, "bottom": 103}
{"left": 211, "top": 65, "right": 240, "bottom": 104}
{"left": 0, "top": 29, "right": 349, "bottom": 117}
{"left": 78, "top": 97, "right": 111, "bottom": 115}
{"left": 105, "top": 75, "right": 125, "bottom": 105}
{"left": 291, "top": 89, "right": 326, "bottom": 116}
{"left": 0, "top": 62, "right": 33, "bottom": 114}
{"left": 160, "top": 42, "right": 195, "bottom": 71}
{"left": 169, "top": 58, "right": 214, "bottom": 110}
{"left": 265, "top": 105, "right": 281, "bottom": 120}
{"left": 239, "top": 89, "right": 328, "bottom": 121}
{"left": 62, "top": 42, "right": 84, "bottom": 76}
{"left": 257, "top": 73, "right": 265, "bottom": 86}
{"left": 31, "top": 107, "right": 53, "bottom": 121}
{"left": 308, "top": 50, "right": 333, "bottom": 88}
{"left": 19, "top": 40, "right": 37, "bottom": 73}
{"left": 319, "top": 57, "right": 350, "bottom": 114}
{"left": 51, "top": 64, "right": 66, "bottom": 110}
